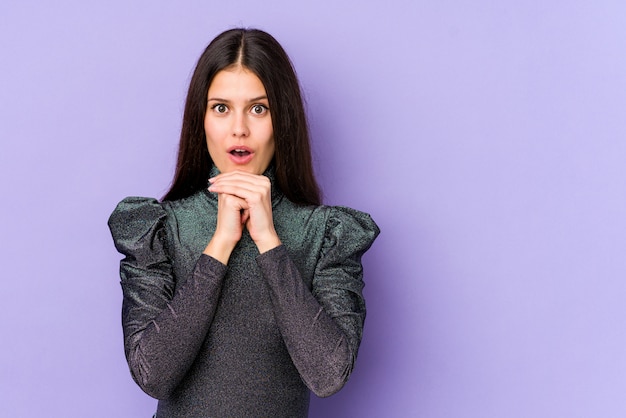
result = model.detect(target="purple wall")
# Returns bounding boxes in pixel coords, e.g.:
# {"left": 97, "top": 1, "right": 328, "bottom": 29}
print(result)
{"left": 1, "top": 1, "right": 625, "bottom": 416}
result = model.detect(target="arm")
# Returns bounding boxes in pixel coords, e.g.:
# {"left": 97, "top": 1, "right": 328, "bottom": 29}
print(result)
{"left": 109, "top": 198, "right": 227, "bottom": 399}
{"left": 256, "top": 207, "right": 379, "bottom": 397}
{"left": 208, "top": 174, "right": 379, "bottom": 396}
{"left": 120, "top": 255, "right": 227, "bottom": 399}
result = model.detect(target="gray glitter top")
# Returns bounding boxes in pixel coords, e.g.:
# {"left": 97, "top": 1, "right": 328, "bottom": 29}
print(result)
{"left": 108, "top": 169, "right": 379, "bottom": 418}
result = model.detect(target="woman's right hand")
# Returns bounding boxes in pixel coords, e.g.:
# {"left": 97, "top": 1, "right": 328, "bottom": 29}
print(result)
{"left": 203, "top": 191, "right": 248, "bottom": 264}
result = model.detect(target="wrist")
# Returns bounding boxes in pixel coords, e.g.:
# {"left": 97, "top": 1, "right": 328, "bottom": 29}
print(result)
{"left": 254, "top": 234, "right": 282, "bottom": 254}
{"left": 203, "top": 234, "right": 238, "bottom": 265}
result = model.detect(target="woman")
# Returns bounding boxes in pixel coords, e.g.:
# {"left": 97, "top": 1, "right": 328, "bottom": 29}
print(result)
{"left": 108, "top": 28, "right": 379, "bottom": 417}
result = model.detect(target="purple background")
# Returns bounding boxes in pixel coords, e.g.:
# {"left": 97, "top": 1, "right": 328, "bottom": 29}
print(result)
{"left": 1, "top": 1, "right": 625, "bottom": 417}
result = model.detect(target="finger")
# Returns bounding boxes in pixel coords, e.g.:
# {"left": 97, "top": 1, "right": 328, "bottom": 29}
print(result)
{"left": 210, "top": 171, "right": 269, "bottom": 187}
{"left": 210, "top": 184, "right": 266, "bottom": 202}
{"left": 240, "top": 209, "right": 250, "bottom": 225}
{"left": 217, "top": 192, "right": 249, "bottom": 210}
{"left": 209, "top": 178, "right": 270, "bottom": 202}
{"left": 209, "top": 170, "right": 266, "bottom": 183}
{"left": 209, "top": 172, "right": 270, "bottom": 191}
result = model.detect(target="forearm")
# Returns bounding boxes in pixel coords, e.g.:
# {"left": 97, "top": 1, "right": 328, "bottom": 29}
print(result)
{"left": 256, "top": 246, "right": 357, "bottom": 397}
{"left": 124, "top": 254, "right": 227, "bottom": 399}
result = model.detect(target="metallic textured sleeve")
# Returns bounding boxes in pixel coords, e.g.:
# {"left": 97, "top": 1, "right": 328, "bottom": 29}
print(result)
{"left": 108, "top": 197, "right": 228, "bottom": 399}
{"left": 256, "top": 206, "right": 379, "bottom": 397}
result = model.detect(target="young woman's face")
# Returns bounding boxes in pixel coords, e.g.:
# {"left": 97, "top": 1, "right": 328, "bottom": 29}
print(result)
{"left": 204, "top": 67, "right": 275, "bottom": 175}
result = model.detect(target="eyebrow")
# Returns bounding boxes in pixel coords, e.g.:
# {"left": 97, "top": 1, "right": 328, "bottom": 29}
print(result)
{"left": 207, "top": 95, "right": 268, "bottom": 102}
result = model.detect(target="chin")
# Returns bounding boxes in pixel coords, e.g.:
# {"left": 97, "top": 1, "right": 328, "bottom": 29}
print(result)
{"left": 222, "top": 165, "right": 261, "bottom": 175}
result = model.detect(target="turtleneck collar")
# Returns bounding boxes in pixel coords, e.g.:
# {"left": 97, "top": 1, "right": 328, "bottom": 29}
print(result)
{"left": 204, "top": 165, "right": 283, "bottom": 207}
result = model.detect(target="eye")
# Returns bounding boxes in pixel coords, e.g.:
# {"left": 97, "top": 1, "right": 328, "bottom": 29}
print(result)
{"left": 212, "top": 103, "right": 228, "bottom": 114}
{"left": 251, "top": 104, "right": 268, "bottom": 115}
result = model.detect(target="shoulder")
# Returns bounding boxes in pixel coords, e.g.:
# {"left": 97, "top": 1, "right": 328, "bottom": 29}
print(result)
{"left": 108, "top": 197, "right": 165, "bottom": 238}
{"left": 276, "top": 199, "right": 379, "bottom": 244}
{"left": 108, "top": 192, "right": 209, "bottom": 229}
{"left": 321, "top": 206, "right": 380, "bottom": 254}
{"left": 107, "top": 197, "right": 168, "bottom": 255}
{"left": 108, "top": 191, "right": 212, "bottom": 254}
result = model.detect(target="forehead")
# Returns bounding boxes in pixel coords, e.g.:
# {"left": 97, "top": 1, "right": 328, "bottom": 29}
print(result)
{"left": 208, "top": 67, "right": 266, "bottom": 98}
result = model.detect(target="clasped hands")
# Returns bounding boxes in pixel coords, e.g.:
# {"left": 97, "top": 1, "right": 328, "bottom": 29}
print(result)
{"left": 203, "top": 170, "right": 281, "bottom": 264}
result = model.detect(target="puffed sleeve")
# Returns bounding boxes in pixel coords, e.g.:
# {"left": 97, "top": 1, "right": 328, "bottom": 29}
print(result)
{"left": 108, "top": 197, "right": 227, "bottom": 399}
{"left": 313, "top": 206, "right": 379, "bottom": 359}
{"left": 256, "top": 206, "right": 379, "bottom": 397}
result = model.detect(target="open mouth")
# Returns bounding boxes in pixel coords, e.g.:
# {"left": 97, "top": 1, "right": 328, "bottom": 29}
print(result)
{"left": 230, "top": 149, "right": 251, "bottom": 157}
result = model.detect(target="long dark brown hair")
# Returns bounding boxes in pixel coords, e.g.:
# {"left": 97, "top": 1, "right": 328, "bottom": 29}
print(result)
{"left": 162, "top": 28, "right": 321, "bottom": 205}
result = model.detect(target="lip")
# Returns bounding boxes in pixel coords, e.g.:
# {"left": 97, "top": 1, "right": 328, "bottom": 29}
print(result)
{"left": 227, "top": 145, "right": 255, "bottom": 165}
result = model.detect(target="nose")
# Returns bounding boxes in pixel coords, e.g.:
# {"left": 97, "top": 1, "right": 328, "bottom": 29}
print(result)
{"left": 232, "top": 112, "right": 249, "bottom": 137}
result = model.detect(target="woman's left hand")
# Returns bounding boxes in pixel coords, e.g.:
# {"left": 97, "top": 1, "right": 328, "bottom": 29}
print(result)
{"left": 208, "top": 170, "right": 281, "bottom": 253}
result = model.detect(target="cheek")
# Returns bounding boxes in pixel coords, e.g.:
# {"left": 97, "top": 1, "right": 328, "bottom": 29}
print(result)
{"left": 263, "top": 129, "right": 275, "bottom": 154}
{"left": 264, "top": 120, "right": 274, "bottom": 142}
{"left": 204, "top": 118, "right": 224, "bottom": 143}
{"left": 204, "top": 121, "right": 222, "bottom": 157}
{"left": 265, "top": 138, "right": 276, "bottom": 162}
{"left": 203, "top": 116, "right": 211, "bottom": 140}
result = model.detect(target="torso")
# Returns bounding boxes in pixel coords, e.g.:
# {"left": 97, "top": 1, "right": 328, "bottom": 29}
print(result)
{"left": 155, "top": 190, "right": 330, "bottom": 417}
